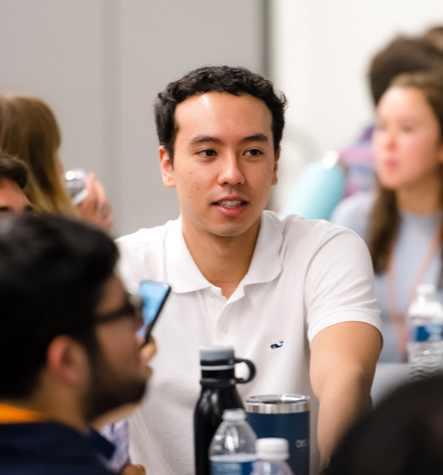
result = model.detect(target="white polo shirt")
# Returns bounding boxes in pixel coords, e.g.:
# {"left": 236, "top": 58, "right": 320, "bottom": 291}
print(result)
{"left": 116, "top": 211, "right": 382, "bottom": 475}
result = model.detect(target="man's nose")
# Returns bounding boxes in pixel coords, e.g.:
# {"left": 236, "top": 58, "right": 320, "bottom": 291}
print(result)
{"left": 218, "top": 154, "right": 245, "bottom": 185}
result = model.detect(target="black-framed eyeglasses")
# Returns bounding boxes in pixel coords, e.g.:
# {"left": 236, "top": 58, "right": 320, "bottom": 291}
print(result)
{"left": 93, "top": 293, "right": 144, "bottom": 330}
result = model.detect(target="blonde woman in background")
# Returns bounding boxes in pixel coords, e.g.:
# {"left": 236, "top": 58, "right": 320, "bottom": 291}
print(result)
{"left": 0, "top": 94, "right": 113, "bottom": 231}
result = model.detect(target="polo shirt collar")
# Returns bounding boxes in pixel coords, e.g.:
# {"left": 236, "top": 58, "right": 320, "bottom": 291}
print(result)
{"left": 165, "top": 217, "right": 211, "bottom": 293}
{"left": 0, "top": 403, "right": 45, "bottom": 424}
{"left": 165, "top": 212, "right": 283, "bottom": 294}
{"left": 241, "top": 211, "right": 283, "bottom": 286}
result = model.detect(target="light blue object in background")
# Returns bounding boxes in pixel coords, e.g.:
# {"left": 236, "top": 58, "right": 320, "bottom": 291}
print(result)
{"left": 279, "top": 150, "right": 346, "bottom": 220}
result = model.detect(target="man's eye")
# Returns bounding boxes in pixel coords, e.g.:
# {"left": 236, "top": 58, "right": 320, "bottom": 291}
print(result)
{"left": 199, "top": 149, "right": 217, "bottom": 157}
{"left": 245, "top": 149, "right": 263, "bottom": 156}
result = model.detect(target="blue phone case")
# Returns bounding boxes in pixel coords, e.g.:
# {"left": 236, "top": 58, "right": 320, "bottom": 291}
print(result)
{"left": 138, "top": 280, "right": 171, "bottom": 342}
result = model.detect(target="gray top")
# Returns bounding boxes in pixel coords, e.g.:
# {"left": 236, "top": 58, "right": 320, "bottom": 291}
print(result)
{"left": 332, "top": 191, "right": 442, "bottom": 362}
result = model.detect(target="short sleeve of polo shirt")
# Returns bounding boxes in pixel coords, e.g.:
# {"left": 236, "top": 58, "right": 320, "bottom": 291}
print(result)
{"left": 304, "top": 224, "right": 382, "bottom": 343}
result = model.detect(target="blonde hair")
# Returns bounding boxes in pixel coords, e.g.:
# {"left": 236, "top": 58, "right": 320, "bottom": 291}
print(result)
{"left": 0, "top": 95, "right": 77, "bottom": 214}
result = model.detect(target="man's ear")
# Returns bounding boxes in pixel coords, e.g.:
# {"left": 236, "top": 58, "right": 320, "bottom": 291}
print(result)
{"left": 159, "top": 146, "right": 176, "bottom": 188}
{"left": 46, "top": 336, "right": 89, "bottom": 387}
{"left": 272, "top": 147, "right": 280, "bottom": 186}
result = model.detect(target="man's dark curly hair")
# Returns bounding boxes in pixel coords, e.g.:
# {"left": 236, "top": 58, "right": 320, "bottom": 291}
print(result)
{"left": 154, "top": 66, "right": 287, "bottom": 163}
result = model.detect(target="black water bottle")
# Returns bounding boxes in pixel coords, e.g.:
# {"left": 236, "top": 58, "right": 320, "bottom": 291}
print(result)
{"left": 194, "top": 346, "right": 256, "bottom": 475}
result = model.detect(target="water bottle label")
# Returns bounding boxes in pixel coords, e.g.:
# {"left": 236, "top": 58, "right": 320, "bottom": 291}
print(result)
{"left": 211, "top": 460, "right": 254, "bottom": 474}
{"left": 410, "top": 324, "right": 443, "bottom": 342}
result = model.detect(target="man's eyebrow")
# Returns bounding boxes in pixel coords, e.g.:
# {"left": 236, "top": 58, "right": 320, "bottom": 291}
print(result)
{"left": 190, "top": 135, "right": 222, "bottom": 145}
{"left": 0, "top": 207, "right": 11, "bottom": 212}
{"left": 241, "top": 133, "right": 269, "bottom": 144}
{"left": 189, "top": 133, "right": 269, "bottom": 145}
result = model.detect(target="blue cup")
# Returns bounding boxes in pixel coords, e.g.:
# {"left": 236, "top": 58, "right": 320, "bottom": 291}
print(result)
{"left": 245, "top": 394, "right": 310, "bottom": 475}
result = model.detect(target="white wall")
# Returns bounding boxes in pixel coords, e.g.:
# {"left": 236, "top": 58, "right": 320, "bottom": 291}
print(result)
{"left": 3, "top": 1, "right": 441, "bottom": 224}
{"left": 270, "top": 0, "right": 443, "bottom": 210}
{"left": 0, "top": 0, "right": 106, "bottom": 192}
{"left": 0, "top": 0, "right": 264, "bottom": 235}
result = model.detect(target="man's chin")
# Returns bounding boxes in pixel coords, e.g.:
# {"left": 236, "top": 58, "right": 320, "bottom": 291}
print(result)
{"left": 85, "top": 380, "right": 147, "bottom": 423}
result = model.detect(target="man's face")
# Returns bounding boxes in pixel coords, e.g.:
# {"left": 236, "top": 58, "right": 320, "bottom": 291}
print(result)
{"left": 0, "top": 178, "right": 32, "bottom": 214}
{"left": 160, "top": 92, "right": 279, "bottom": 243}
{"left": 84, "top": 275, "right": 150, "bottom": 421}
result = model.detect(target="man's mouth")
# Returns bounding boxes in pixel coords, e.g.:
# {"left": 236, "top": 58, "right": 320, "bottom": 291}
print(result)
{"left": 213, "top": 200, "right": 247, "bottom": 208}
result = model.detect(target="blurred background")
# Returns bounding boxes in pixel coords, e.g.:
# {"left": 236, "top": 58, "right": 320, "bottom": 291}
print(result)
{"left": 0, "top": 0, "right": 442, "bottom": 236}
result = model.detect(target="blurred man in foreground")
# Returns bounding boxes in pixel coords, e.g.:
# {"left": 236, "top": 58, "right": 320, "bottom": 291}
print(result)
{"left": 0, "top": 213, "right": 155, "bottom": 474}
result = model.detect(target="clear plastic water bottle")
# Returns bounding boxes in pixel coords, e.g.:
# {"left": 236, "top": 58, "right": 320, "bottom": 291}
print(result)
{"left": 251, "top": 438, "right": 294, "bottom": 475}
{"left": 209, "top": 409, "right": 257, "bottom": 475}
{"left": 408, "top": 283, "right": 443, "bottom": 380}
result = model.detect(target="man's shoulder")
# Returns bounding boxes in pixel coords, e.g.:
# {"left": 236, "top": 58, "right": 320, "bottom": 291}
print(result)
{"left": 116, "top": 220, "right": 174, "bottom": 246}
{"left": 116, "top": 218, "right": 180, "bottom": 256}
{"left": 267, "top": 210, "right": 353, "bottom": 244}
{"left": 116, "top": 219, "right": 181, "bottom": 282}
{"left": 0, "top": 421, "right": 115, "bottom": 475}
{"left": 261, "top": 211, "right": 361, "bottom": 265}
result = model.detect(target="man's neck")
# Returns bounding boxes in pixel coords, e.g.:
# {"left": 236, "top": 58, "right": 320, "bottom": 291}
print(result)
{"left": 182, "top": 221, "right": 261, "bottom": 299}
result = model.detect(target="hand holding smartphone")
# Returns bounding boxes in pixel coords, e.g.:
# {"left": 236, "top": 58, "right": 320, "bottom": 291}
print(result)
{"left": 138, "top": 280, "right": 171, "bottom": 343}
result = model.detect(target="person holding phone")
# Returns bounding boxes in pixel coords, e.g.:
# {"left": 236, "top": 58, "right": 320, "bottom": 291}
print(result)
{"left": 0, "top": 151, "right": 146, "bottom": 474}
{"left": 92, "top": 280, "right": 168, "bottom": 475}
{"left": 117, "top": 66, "right": 382, "bottom": 474}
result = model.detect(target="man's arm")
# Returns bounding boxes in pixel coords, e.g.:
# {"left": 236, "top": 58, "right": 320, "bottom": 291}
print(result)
{"left": 310, "top": 321, "right": 382, "bottom": 467}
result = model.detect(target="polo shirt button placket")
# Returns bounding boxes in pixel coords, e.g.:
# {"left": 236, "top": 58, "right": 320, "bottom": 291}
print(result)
{"left": 215, "top": 319, "right": 232, "bottom": 345}
{"left": 215, "top": 304, "right": 231, "bottom": 340}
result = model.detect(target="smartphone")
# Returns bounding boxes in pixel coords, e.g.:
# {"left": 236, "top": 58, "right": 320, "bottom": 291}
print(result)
{"left": 138, "top": 280, "right": 171, "bottom": 343}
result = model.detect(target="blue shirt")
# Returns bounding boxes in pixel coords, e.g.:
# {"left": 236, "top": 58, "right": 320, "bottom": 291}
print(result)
{"left": 332, "top": 191, "right": 442, "bottom": 362}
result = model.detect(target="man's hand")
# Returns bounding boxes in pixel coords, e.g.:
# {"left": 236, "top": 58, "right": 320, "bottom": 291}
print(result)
{"left": 310, "top": 321, "right": 382, "bottom": 468}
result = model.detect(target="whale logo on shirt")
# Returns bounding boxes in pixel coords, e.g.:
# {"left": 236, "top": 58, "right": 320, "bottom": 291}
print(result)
{"left": 270, "top": 341, "right": 284, "bottom": 350}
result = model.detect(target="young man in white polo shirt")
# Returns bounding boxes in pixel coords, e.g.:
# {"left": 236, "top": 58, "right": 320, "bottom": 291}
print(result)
{"left": 117, "top": 66, "right": 382, "bottom": 475}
